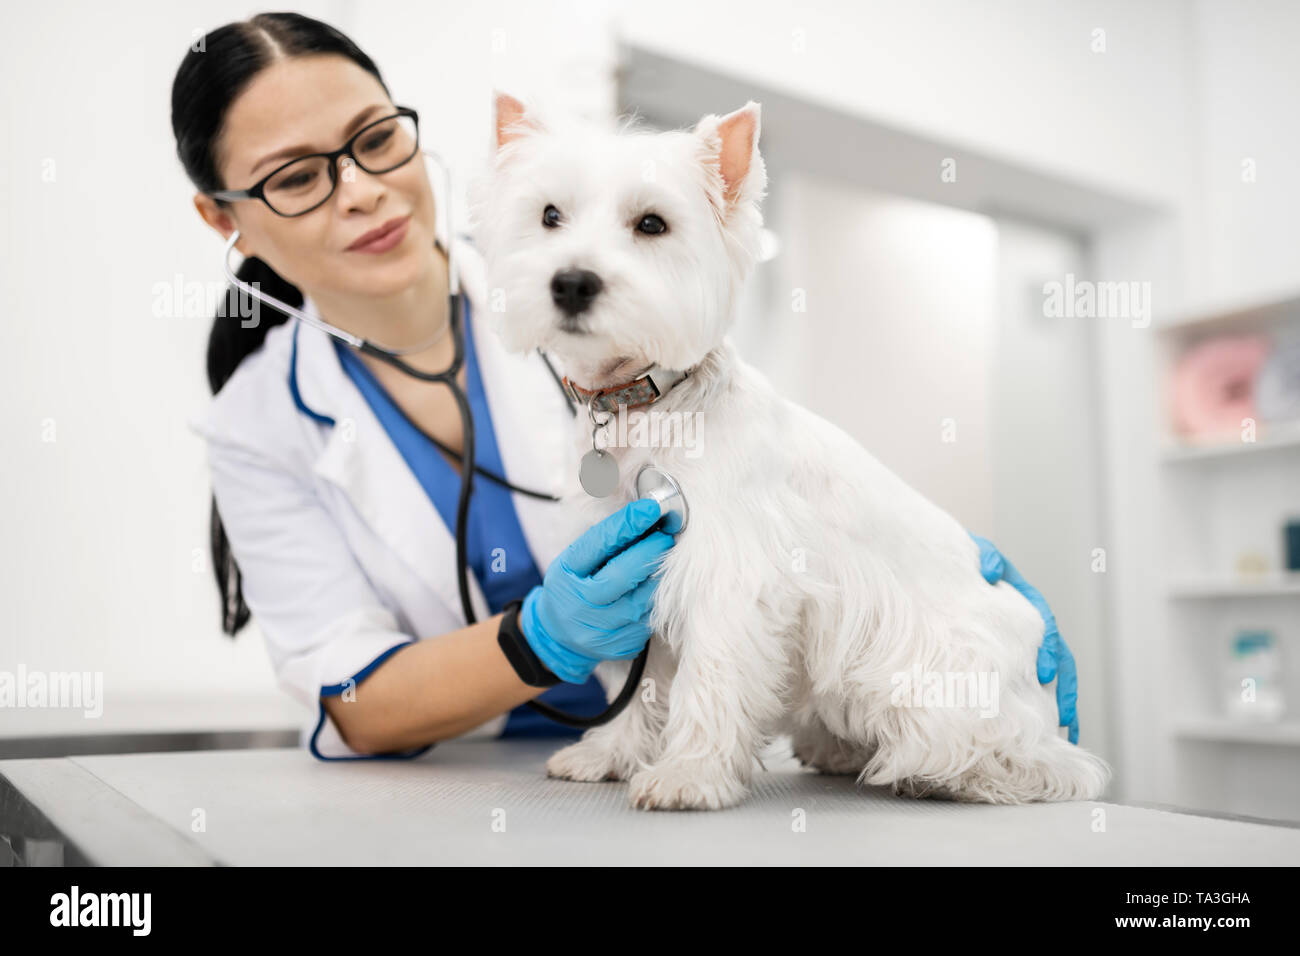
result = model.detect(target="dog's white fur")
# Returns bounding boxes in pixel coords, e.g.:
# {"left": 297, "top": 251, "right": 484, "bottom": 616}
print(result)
{"left": 471, "top": 93, "right": 1111, "bottom": 810}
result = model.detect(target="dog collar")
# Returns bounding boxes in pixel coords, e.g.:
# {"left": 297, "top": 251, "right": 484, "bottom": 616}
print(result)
{"left": 562, "top": 365, "right": 690, "bottom": 413}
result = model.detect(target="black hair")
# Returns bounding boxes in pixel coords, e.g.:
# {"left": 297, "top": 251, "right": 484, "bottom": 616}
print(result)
{"left": 171, "top": 12, "right": 390, "bottom": 636}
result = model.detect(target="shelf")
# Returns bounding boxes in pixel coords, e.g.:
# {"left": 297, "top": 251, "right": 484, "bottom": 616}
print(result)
{"left": 1161, "top": 420, "right": 1300, "bottom": 461}
{"left": 1156, "top": 289, "right": 1300, "bottom": 335}
{"left": 1168, "top": 572, "right": 1300, "bottom": 598}
{"left": 1173, "top": 718, "right": 1300, "bottom": 746}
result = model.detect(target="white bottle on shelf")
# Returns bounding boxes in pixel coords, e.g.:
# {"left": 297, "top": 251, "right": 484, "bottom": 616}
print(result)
{"left": 1224, "top": 630, "right": 1285, "bottom": 722}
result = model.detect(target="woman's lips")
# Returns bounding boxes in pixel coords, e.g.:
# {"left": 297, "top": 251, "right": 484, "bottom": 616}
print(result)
{"left": 347, "top": 215, "right": 410, "bottom": 253}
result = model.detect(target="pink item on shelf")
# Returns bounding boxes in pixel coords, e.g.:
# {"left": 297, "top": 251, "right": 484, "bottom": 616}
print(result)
{"left": 1169, "top": 334, "right": 1272, "bottom": 440}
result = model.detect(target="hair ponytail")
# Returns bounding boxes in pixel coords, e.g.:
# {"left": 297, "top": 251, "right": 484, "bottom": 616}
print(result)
{"left": 206, "top": 256, "right": 302, "bottom": 394}
{"left": 171, "top": 12, "right": 390, "bottom": 635}
{"left": 206, "top": 256, "right": 303, "bottom": 634}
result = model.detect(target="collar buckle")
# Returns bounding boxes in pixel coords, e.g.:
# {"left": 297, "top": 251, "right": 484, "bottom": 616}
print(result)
{"left": 563, "top": 365, "right": 690, "bottom": 414}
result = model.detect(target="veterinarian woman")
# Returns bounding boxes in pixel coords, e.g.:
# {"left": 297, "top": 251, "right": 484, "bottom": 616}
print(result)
{"left": 174, "top": 12, "right": 1080, "bottom": 761}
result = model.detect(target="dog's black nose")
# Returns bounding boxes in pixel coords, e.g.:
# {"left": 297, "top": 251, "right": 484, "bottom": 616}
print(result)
{"left": 550, "top": 269, "right": 603, "bottom": 316}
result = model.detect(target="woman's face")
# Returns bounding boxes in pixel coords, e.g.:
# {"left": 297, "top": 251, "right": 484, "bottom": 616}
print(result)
{"left": 196, "top": 54, "right": 438, "bottom": 301}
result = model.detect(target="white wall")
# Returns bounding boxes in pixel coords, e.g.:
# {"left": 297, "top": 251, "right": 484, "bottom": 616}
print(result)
{"left": 992, "top": 220, "right": 1111, "bottom": 766}
{"left": 752, "top": 174, "right": 998, "bottom": 533}
{"left": 1188, "top": 0, "right": 1300, "bottom": 306}
{"left": 617, "top": 0, "right": 1196, "bottom": 207}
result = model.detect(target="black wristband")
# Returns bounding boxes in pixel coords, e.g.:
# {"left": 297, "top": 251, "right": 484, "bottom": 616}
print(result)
{"left": 497, "top": 597, "right": 562, "bottom": 688}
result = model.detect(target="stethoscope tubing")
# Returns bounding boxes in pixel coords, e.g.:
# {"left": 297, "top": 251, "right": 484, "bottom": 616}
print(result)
{"left": 359, "top": 298, "right": 648, "bottom": 729}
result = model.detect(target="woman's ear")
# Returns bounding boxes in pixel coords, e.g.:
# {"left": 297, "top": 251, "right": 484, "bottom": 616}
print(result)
{"left": 694, "top": 101, "right": 766, "bottom": 210}
{"left": 193, "top": 194, "right": 252, "bottom": 257}
{"left": 494, "top": 90, "right": 543, "bottom": 152}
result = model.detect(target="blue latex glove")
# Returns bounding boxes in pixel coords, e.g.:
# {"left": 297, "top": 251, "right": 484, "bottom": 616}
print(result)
{"left": 969, "top": 532, "right": 1079, "bottom": 744}
{"left": 520, "top": 498, "right": 677, "bottom": 684}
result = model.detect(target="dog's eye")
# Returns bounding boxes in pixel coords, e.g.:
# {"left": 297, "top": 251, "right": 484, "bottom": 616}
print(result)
{"left": 542, "top": 204, "right": 562, "bottom": 228}
{"left": 635, "top": 213, "right": 667, "bottom": 236}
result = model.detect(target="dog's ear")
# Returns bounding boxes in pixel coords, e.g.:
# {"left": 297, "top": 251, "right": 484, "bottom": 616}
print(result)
{"left": 494, "top": 91, "right": 543, "bottom": 152}
{"left": 694, "top": 101, "right": 764, "bottom": 209}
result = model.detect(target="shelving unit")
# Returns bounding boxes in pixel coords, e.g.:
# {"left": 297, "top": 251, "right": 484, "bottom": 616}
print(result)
{"left": 1155, "top": 292, "right": 1300, "bottom": 822}
{"left": 1173, "top": 718, "right": 1300, "bottom": 746}
{"left": 1161, "top": 420, "right": 1300, "bottom": 462}
{"left": 1168, "top": 573, "right": 1300, "bottom": 598}
{"left": 1156, "top": 287, "right": 1300, "bottom": 335}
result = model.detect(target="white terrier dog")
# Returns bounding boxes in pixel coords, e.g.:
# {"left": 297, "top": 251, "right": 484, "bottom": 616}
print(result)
{"left": 473, "top": 93, "right": 1111, "bottom": 811}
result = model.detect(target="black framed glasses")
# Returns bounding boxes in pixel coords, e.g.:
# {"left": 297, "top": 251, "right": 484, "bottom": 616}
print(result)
{"left": 211, "top": 106, "right": 421, "bottom": 217}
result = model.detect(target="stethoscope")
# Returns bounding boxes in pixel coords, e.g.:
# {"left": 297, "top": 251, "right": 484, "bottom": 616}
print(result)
{"left": 219, "top": 147, "right": 686, "bottom": 728}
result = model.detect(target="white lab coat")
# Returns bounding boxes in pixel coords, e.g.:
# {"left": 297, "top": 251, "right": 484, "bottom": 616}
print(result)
{"left": 187, "top": 237, "right": 587, "bottom": 758}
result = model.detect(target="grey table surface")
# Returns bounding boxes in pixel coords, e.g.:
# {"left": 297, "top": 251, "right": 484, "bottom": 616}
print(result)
{"left": 2, "top": 737, "right": 1298, "bottom": 865}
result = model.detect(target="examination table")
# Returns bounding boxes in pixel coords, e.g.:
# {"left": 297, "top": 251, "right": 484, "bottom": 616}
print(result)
{"left": 2, "top": 737, "right": 1297, "bottom": 865}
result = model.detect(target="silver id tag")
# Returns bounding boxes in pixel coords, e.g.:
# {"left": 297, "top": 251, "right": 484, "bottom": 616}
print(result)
{"left": 579, "top": 448, "right": 619, "bottom": 497}
{"left": 579, "top": 405, "right": 618, "bottom": 497}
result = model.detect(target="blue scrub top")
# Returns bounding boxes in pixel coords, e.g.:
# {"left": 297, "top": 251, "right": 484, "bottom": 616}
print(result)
{"left": 331, "top": 299, "right": 607, "bottom": 737}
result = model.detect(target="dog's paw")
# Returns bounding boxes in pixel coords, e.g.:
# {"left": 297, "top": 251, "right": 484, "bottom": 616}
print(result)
{"left": 628, "top": 761, "right": 748, "bottom": 810}
{"left": 793, "top": 741, "right": 868, "bottom": 776}
{"left": 545, "top": 741, "right": 629, "bottom": 782}
{"left": 791, "top": 726, "right": 872, "bottom": 776}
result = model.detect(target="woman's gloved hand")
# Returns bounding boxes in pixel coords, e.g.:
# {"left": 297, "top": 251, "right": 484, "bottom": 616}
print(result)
{"left": 969, "top": 532, "right": 1080, "bottom": 744}
{"left": 520, "top": 497, "right": 677, "bottom": 684}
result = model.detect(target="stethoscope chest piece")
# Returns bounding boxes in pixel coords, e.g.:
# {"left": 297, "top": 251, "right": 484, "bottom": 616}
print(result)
{"left": 635, "top": 465, "right": 689, "bottom": 535}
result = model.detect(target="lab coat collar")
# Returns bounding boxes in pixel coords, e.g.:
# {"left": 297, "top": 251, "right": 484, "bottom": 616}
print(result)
{"left": 289, "top": 237, "right": 578, "bottom": 625}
